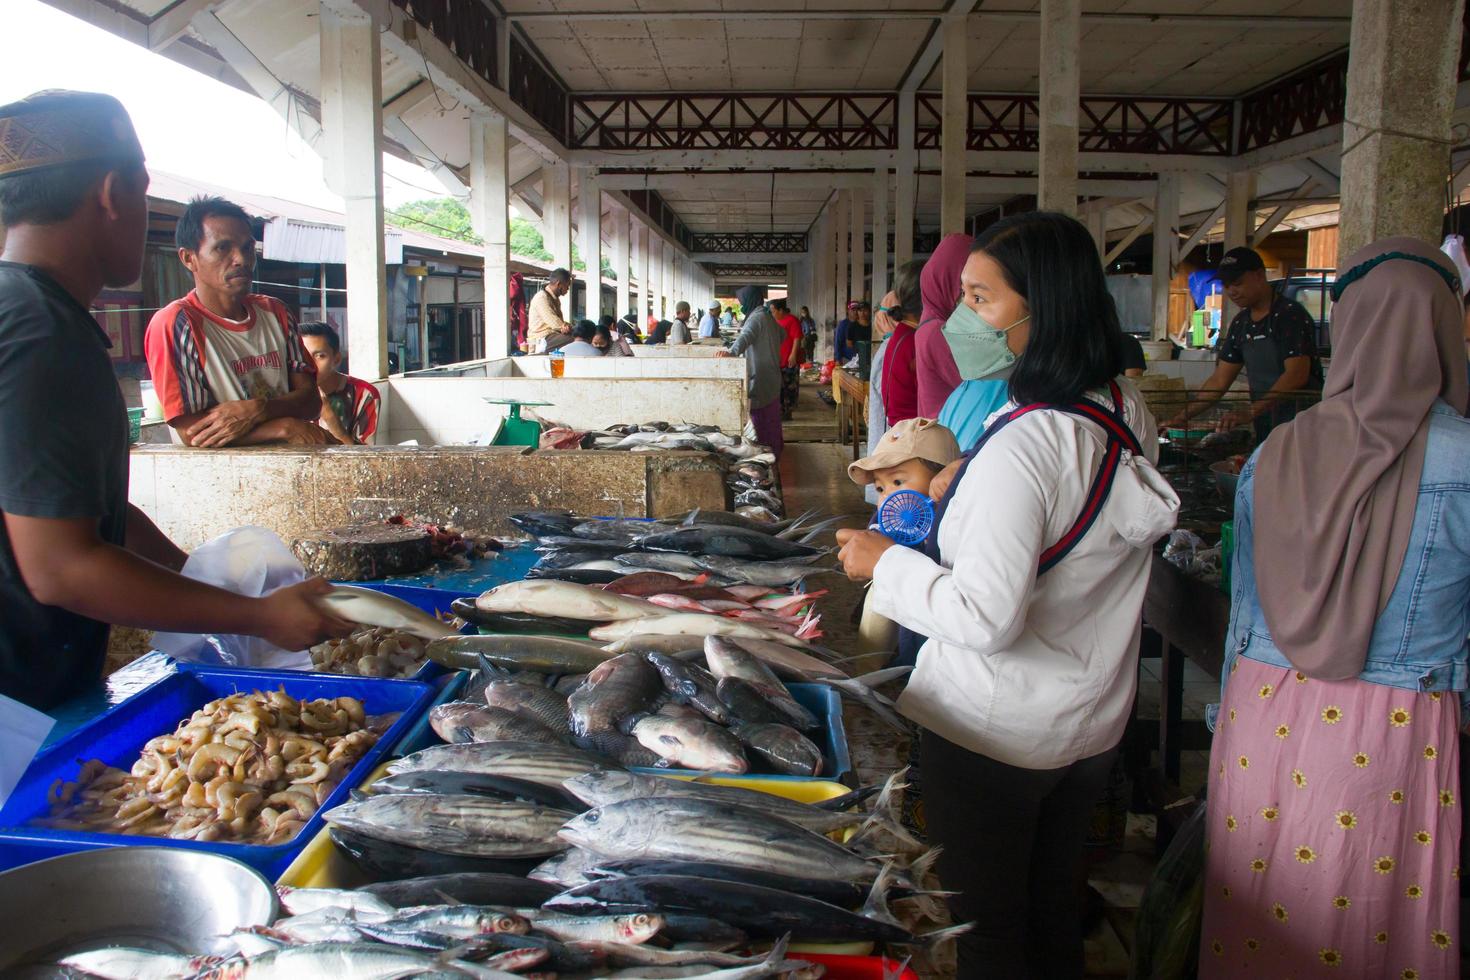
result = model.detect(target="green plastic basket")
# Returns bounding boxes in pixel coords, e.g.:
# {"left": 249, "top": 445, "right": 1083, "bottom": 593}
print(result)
{"left": 126, "top": 407, "right": 144, "bottom": 444}
{"left": 1220, "top": 520, "right": 1234, "bottom": 595}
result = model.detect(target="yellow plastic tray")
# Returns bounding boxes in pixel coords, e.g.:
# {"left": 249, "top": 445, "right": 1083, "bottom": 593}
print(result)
{"left": 277, "top": 769, "right": 873, "bottom": 955}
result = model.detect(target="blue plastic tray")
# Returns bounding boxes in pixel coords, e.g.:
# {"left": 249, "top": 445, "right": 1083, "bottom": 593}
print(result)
{"left": 0, "top": 667, "right": 434, "bottom": 877}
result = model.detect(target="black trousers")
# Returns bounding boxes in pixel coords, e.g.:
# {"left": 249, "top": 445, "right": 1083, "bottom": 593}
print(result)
{"left": 922, "top": 729, "right": 1118, "bottom": 980}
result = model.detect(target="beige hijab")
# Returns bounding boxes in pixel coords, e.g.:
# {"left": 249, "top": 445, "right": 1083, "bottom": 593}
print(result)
{"left": 1253, "top": 238, "right": 1468, "bottom": 679}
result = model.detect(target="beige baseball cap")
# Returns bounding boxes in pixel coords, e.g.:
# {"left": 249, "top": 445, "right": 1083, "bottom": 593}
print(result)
{"left": 848, "top": 417, "right": 961, "bottom": 486}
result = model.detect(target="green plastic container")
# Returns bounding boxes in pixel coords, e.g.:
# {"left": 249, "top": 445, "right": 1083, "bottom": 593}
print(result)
{"left": 1221, "top": 520, "right": 1234, "bottom": 595}
{"left": 126, "top": 407, "right": 144, "bottom": 444}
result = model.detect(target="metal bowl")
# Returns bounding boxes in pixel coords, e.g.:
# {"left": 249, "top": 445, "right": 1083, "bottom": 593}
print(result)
{"left": 0, "top": 847, "right": 277, "bottom": 972}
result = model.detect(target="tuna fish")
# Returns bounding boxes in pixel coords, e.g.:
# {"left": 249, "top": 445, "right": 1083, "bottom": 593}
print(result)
{"left": 638, "top": 525, "right": 825, "bottom": 561}
{"left": 359, "top": 872, "right": 561, "bottom": 909}
{"left": 325, "top": 794, "right": 572, "bottom": 858}
{"left": 385, "top": 740, "right": 616, "bottom": 786}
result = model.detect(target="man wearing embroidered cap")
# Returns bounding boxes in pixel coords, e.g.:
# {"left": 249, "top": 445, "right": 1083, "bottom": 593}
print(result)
{"left": 0, "top": 91, "right": 353, "bottom": 710}
{"left": 1165, "top": 245, "right": 1323, "bottom": 441}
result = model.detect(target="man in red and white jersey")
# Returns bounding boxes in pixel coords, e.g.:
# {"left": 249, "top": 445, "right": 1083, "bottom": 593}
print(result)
{"left": 144, "top": 195, "right": 326, "bottom": 447}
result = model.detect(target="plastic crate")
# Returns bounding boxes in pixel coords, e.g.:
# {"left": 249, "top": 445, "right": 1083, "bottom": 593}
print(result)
{"left": 791, "top": 954, "right": 920, "bottom": 979}
{"left": 0, "top": 667, "right": 434, "bottom": 877}
{"left": 126, "top": 407, "right": 143, "bottom": 444}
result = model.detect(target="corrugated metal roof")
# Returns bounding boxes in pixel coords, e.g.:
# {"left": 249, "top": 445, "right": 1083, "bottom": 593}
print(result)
{"left": 261, "top": 217, "right": 404, "bottom": 265}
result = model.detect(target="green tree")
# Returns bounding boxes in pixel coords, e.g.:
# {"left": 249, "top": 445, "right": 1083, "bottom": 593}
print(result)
{"left": 387, "top": 198, "right": 480, "bottom": 244}
{"left": 509, "top": 217, "right": 550, "bottom": 261}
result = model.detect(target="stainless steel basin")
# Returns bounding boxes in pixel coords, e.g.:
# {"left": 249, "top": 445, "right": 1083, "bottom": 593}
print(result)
{"left": 0, "top": 846, "right": 277, "bottom": 972}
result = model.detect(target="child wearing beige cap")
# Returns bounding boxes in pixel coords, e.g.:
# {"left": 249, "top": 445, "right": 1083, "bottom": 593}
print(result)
{"left": 847, "top": 416, "right": 961, "bottom": 507}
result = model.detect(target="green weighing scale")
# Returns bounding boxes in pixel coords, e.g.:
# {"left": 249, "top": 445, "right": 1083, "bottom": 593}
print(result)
{"left": 482, "top": 396, "right": 553, "bottom": 448}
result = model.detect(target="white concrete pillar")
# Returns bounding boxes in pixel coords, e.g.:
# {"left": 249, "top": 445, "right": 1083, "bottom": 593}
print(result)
{"left": 319, "top": 1, "right": 387, "bottom": 379}
{"left": 940, "top": 14, "right": 968, "bottom": 235}
{"left": 470, "top": 110, "right": 510, "bottom": 359}
{"left": 542, "top": 161, "right": 572, "bottom": 270}
{"left": 1337, "top": 0, "right": 1464, "bottom": 261}
{"left": 850, "top": 185, "right": 866, "bottom": 304}
{"left": 872, "top": 167, "right": 890, "bottom": 301}
{"left": 578, "top": 169, "right": 602, "bottom": 322}
{"left": 895, "top": 93, "right": 916, "bottom": 267}
{"left": 1037, "top": 0, "right": 1080, "bottom": 216}
{"left": 663, "top": 241, "right": 675, "bottom": 319}
{"left": 635, "top": 221, "right": 651, "bottom": 320}
{"left": 613, "top": 206, "right": 630, "bottom": 321}
{"left": 1151, "top": 174, "right": 1179, "bottom": 342}
{"left": 833, "top": 190, "right": 849, "bottom": 310}
{"left": 1223, "top": 171, "right": 1256, "bottom": 322}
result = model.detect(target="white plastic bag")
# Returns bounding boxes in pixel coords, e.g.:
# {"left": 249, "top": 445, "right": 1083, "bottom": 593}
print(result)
{"left": 0, "top": 692, "right": 54, "bottom": 808}
{"left": 1443, "top": 234, "right": 1470, "bottom": 296}
{"left": 151, "top": 526, "right": 313, "bottom": 669}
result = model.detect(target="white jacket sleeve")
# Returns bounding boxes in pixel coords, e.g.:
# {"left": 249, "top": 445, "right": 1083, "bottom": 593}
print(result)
{"left": 870, "top": 422, "right": 1058, "bottom": 654}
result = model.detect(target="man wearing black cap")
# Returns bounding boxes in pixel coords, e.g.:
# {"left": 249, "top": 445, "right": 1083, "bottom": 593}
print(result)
{"left": 1165, "top": 246, "right": 1321, "bottom": 441}
{"left": 0, "top": 91, "right": 352, "bottom": 710}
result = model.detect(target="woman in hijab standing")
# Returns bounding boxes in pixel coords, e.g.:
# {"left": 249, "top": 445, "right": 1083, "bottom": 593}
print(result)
{"left": 914, "top": 233, "right": 972, "bottom": 417}
{"left": 1199, "top": 239, "right": 1470, "bottom": 979}
{"left": 720, "top": 284, "right": 785, "bottom": 457}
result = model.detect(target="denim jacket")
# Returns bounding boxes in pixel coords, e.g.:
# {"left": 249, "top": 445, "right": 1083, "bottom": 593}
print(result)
{"left": 1224, "top": 401, "right": 1470, "bottom": 710}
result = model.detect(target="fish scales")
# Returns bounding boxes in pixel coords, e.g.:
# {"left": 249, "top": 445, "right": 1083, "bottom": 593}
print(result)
{"left": 325, "top": 793, "right": 573, "bottom": 857}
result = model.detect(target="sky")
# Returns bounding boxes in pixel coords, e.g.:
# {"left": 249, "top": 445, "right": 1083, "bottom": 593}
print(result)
{"left": 4, "top": 0, "right": 448, "bottom": 213}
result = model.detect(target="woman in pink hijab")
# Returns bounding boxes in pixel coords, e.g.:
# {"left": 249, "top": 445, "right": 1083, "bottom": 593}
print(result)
{"left": 1200, "top": 238, "right": 1470, "bottom": 978}
{"left": 914, "top": 233, "right": 974, "bottom": 417}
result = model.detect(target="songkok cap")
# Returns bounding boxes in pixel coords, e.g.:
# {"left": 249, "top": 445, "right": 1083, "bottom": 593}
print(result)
{"left": 848, "top": 417, "right": 961, "bottom": 486}
{"left": 0, "top": 90, "right": 145, "bottom": 180}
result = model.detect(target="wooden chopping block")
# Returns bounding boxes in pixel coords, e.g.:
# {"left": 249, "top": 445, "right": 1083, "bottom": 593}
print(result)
{"left": 291, "top": 523, "right": 433, "bottom": 581}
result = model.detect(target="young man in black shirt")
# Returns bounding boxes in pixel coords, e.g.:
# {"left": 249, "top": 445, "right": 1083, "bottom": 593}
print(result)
{"left": 1166, "top": 246, "right": 1322, "bottom": 441}
{"left": 0, "top": 91, "right": 353, "bottom": 710}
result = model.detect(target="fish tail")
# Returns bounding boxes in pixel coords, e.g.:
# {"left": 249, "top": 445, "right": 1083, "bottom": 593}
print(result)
{"left": 816, "top": 678, "right": 913, "bottom": 733}
{"left": 853, "top": 665, "right": 915, "bottom": 689}
{"left": 916, "top": 921, "right": 975, "bottom": 950}
{"left": 906, "top": 843, "right": 943, "bottom": 887}
{"left": 860, "top": 861, "right": 903, "bottom": 928}
{"left": 849, "top": 768, "right": 925, "bottom": 854}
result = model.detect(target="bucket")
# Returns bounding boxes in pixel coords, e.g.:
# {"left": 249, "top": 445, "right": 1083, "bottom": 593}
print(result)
{"left": 1139, "top": 340, "right": 1173, "bottom": 362}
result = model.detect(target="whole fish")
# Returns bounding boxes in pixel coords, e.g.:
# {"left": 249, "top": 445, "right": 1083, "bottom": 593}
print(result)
{"left": 661, "top": 508, "right": 797, "bottom": 534}
{"left": 614, "top": 551, "right": 711, "bottom": 575}
{"left": 509, "top": 510, "right": 579, "bottom": 537}
{"left": 59, "top": 949, "right": 220, "bottom": 980}
{"left": 530, "top": 846, "right": 607, "bottom": 887}
{"left": 574, "top": 729, "right": 665, "bottom": 768}
{"left": 547, "top": 875, "right": 968, "bottom": 948}
{"left": 320, "top": 586, "right": 457, "bottom": 641}
{"left": 361, "top": 872, "right": 561, "bottom": 909}
{"left": 476, "top": 580, "right": 661, "bottom": 621}
{"left": 328, "top": 827, "right": 542, "bottom": 879}
{"left": 529, "top": 564, "right": 628, "bottom": 586}
{"left": 601, "top": 634, "right": 711, "bottom": 656}
{"left": 276, "top": 885, "right": 395, "bottom": 919}
{"left": 427, "top": 634, "right": 613, "bottom": 673}
{"left": 568, "top": 652, "right": 663, "bottom": 738}
{"left": 361, "top": 904, "right": 530, "bottom": 940}
{"left": 559, "top": 798, "right": 878, "bottom": 884}
{"left": 639, "top": 525, "right": 824, "bottom": 561}
{"left": 705, "top": 635, "right": 821, "bottom": 725}
{"left": 571, "top": 519, "right": 655, "bottom": 546}
{"left": 410, "top": 931, "right": 607, "bottom": 973}
{"left": 631, "top": 714, "right": 748, "bottom": 773}
{"left": 709, "top": 636, "right": 849, "bottom": 681}
{"left": 191, "top": 941, "right": 523, "bottom": 979}
{"left": 732, "top": 721, "right": 824, "bottom": 776}
{"left": 429, "top": 702, "right": 565, "bottom": 745}
{"left": 326, "top": 793, "right": 572, "bottom": 858}
{"left": 369, "top": 768, "right": 587, "bottom": 811}
{"left": 450, "top": 598, "right": 600, "bottom": 636}
{"left": 716, "top": 677, "right": 802, "bottom": 729}
{"left": 563, "top": 769, "right": 889, "bottom": 836}
{"left": 257, "top": 908, "right": 365, "bottom": 944}
{"left": 590, "top": 614, "right": 816, "bottom": 651}
{"left": 484, "top": 678, "right": 571, "bottom": 733}
{"left": 534, "top": 536, "right": 632, "bottom": 555}
{"left": 386, "top": 740, "right": 616, "bottom": 786}
{"left": 694, "top": 555, "right": 835, "bottom": 588}
{"left": 586, "top": 858, "right": 867, "bottom": 908}
{"left": 645, "top": 652, "right": 730, "bottom": 723}
{"left": 523, "top": 911, "right": 663, "bottom": 945}
{"left": 603, "top": 571, "right": 710, "bottom": 596}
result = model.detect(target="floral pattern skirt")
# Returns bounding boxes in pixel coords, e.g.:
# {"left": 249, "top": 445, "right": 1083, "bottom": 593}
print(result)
{"left": 1199, "top": 656, "right": 1461, "bottom": 979}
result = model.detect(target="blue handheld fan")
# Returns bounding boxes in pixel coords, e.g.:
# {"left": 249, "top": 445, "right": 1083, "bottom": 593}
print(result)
{"left": 870, "top": 488, "right": 935, "bottom": 545}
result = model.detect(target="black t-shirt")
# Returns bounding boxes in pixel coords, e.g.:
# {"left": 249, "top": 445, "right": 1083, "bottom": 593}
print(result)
{"left": 1120, "top": 334, "right": 1147, "bottom": 373}
{"left": 0, "top": 262, "right": 128, "bottom": 710}
{"left": 1217, "top": 295, "right": 1320, "bottom": 367}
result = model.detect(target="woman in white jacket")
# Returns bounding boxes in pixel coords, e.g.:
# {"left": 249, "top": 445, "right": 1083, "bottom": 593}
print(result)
{"left": 837, "top": 211, "right": 1179, "bottom": 979}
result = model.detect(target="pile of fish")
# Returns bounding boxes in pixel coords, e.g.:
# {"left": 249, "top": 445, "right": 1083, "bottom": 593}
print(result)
{"left": 420, "top": 631, "right": 851, "bottom": 775}
{"left": 587, "top": 422, "right": 785, "bottom": 522}
{"left": 36, "top": 690, "right": 388, "bottom": 845}
{"left": 509, "top": 509, "right": 845, "bottom": 592}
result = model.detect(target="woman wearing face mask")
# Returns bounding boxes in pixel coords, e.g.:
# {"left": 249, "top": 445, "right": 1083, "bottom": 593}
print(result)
{"left": 836, "top": 212, "right": 1179, "bottom": 979}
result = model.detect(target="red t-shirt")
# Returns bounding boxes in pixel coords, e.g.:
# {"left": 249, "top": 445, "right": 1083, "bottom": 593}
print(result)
{"left": 882, "top": 322, "right": 919, "bottom": 426}
{"left": 323, "top": 375, "right": 381, "bottom": 442}
{"left": 144, "top": 291, "right": 313, "bottom": 421}
{"left": 777, "top": 313, "right": 803, "bottom": 367}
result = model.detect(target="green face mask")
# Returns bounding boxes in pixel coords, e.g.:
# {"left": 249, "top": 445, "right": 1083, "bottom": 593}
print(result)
{"left": 942, "top": 302, "right": 1029, "bottom": 381}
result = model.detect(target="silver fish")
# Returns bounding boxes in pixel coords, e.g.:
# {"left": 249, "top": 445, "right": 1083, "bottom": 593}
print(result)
{"left": 320, "top": 585, "right": 457, "bottom": 641}
{"left": 385, "top": 741, "right": 614, "bottom": 787}
{"left": 615, "top": 552, "right": 710, "bottom": 574}
{"left": 190, "top": 942, "right": 521, "bottom": 979}
{"left": 558, "top": 798, "right": 881, "bottom": 885}
{"left": 631, "top": 714, "right": 748, "bottom": 773}
{"left": 475, "top": 580, "right": 661, "bottom": 621}
{"left": 429, "top": 702, "right": 565, "bottom": 745}
{"left": 530, "top": 846, "right": 607, "bottom": 887}
{"left": 709, "top": 636, "right": 849, "bottom": 681}
{"left": 589, "top": 614, "right": 814, "bottom": 650}
{"left": 325, "top": 793, "right": 572, "bottom": 858}
{"left": 426, "top": 634, "right": 613, "bottom": 673}
{"left": 694, "top": 555, "right": 835, "bottom": 588}
{"left": 276, "top": 885, "right": 395, "bottom": 919}
{"left": 59, "top": 950, "right": 220, "bottom": 980}
{"left": 522, "top": 911, "right": 663, "bottom": 944}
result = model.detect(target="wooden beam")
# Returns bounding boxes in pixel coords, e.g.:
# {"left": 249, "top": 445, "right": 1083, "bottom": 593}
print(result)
{"left": 1104, "top": 214, "right": 1151, "bottom": 265}
{"left": 1253, "top": 177, "right": 1316, "bottom": 243}
{"left": 1294, "top": 156, "right": 1340, "bottom": 193}
{"left": 147, "top": 0, "right": 219, "bottom": 51}
{"left": 1176, "top": 200, "right": 1226, "bottom": 259}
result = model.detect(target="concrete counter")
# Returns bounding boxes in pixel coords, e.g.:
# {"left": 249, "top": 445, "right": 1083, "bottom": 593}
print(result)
{"left": 129, "top": 444, "right": 727, "bottom": 549}
{"left": 403, "top": 354, "right": 743, "bottom": 379}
